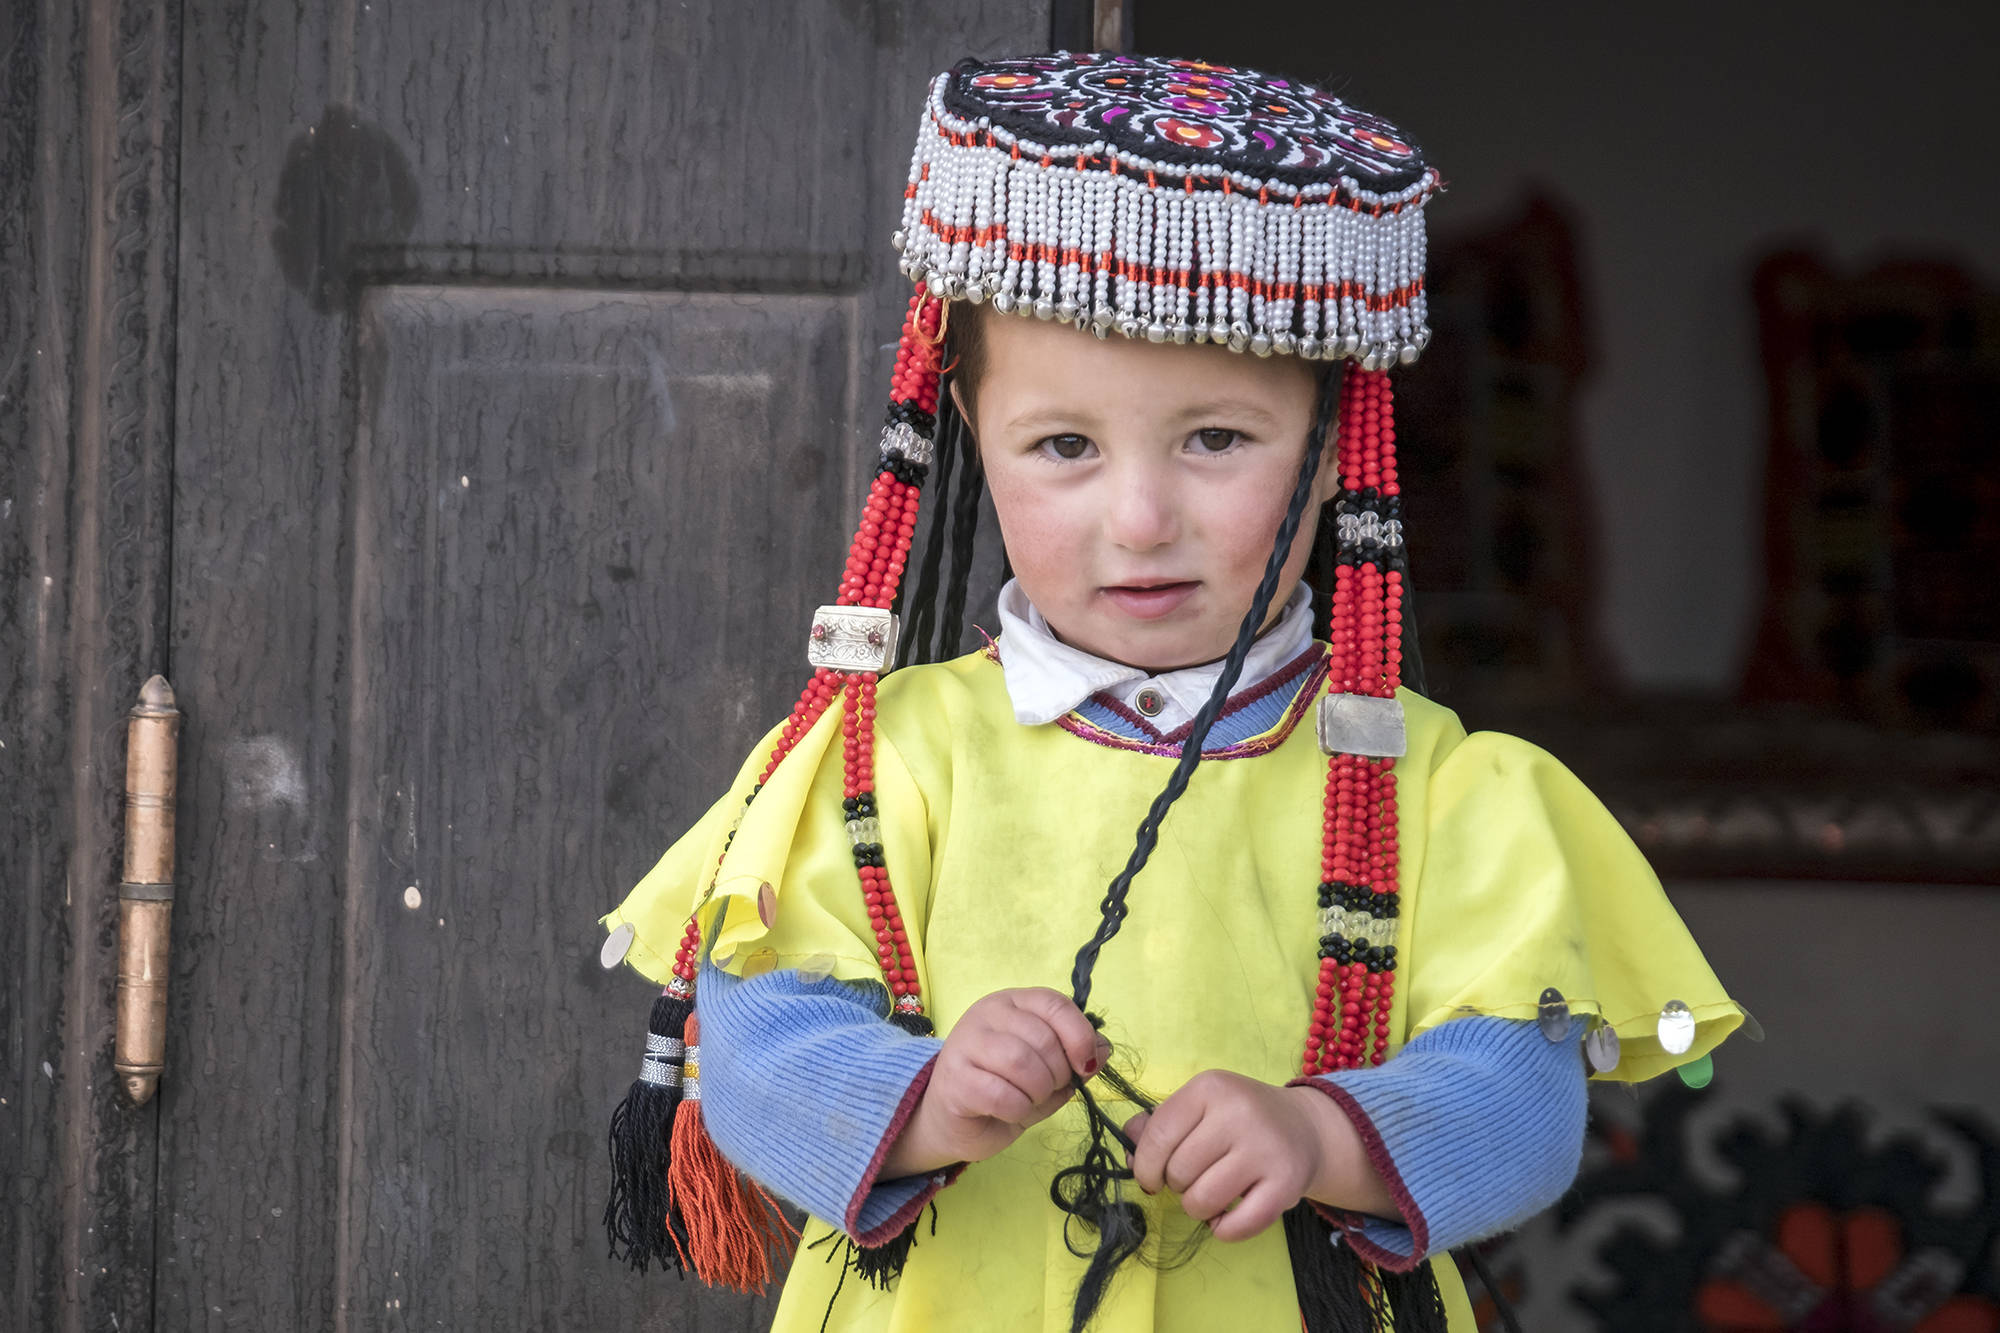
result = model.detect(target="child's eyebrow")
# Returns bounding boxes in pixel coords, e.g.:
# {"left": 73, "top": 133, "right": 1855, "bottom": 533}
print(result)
{"left": 1002, "top": 406, "right": 1099, "bottom": 433}
{"left": 1165, "top": 399, "right": 1283, "bottom": 429}
{"left": 1001, "top": 399, "right": 1284, "bottom": 433}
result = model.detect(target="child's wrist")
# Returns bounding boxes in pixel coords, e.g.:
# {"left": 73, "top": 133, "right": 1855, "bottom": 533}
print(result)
{"left": 1288, "top": 1083, "right": 1394, "bottom": 1218}
{"left": 879, "top": 1097, "right": 959, "bottom": 1179}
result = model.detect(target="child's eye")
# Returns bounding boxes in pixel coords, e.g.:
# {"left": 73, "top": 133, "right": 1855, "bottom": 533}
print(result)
{"left": 1035, "top": 433, "right": 1096, "bottom": 462}
{"left": 1189, "top": 428, "right": 1242, "bottom": 454}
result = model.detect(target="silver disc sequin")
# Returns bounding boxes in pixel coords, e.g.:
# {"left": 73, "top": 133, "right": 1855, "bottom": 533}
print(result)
{"left": 1537, "top": 987, "right": 1571, "bottom": 1042}
{"left": 1657, "top": 1000, "right": 1696, "bottom": 1055}
{"left": 1584, "top": 1024, "right": 1621, "bottom": 1074}
{"left": 599, "top": 922, "right": 635, "bottom": 970}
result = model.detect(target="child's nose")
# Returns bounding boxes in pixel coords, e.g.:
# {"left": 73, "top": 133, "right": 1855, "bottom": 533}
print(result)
{"left": 1103, "top": 477, "right": 1181, "bottom": 552}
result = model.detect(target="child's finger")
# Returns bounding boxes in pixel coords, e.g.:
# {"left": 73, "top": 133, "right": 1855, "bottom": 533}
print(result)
{"left": 954, "top": 1064, "right": 1042, "bottom": 1125}
{"left": 986, "top": 1009, "right": 1075, "bottom": 1098}
{"left": 1127, "top": 1091, "right": 1204, "bottom": 1194}
{"left": 1023, "top": 1080, "right": 1079, "bottom": 1125}
{"left": 972, "top": 1033, "right": 1069, "bottom": 1113}
{"left": 1161, "top": 1120, "right": 1233, "bottom": 1199}
{"left": 1207, "top": 1179, "right": 1291, "bottom": 1244}
{"left": 1179, "top": 1152, "right": 1254, "bottom": 1225}
{"left": 1005, "top": 987, "right": 1106, "bottom": 1077}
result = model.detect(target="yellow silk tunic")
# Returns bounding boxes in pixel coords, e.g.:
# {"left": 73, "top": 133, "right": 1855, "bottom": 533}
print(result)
{"left": 604, "top": 648, "right": 1740, "bottom": 1332}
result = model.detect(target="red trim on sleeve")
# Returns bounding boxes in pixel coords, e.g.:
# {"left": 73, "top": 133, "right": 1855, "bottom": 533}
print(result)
{"left": 845, "top": 1054, "right": 966, "bottom": 1247}
{"left": 1288, "top": 1076, "right": 1432, "bottom": 1272}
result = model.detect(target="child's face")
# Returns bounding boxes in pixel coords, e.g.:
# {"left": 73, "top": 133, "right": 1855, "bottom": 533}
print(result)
{"left": 959, "top": 311, "right": 1332, "bottom": 672}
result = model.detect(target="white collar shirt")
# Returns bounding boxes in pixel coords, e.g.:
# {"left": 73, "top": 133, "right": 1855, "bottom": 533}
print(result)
{"left": 993, "top": 578, "right": 1317, "bottom": 732}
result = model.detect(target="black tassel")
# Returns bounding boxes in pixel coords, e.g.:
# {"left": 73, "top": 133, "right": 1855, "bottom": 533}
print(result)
{"left": 1286, "top": 1204, "right": 1380, "bottom": 1333}
{"left": 1378, "top": 1261, "right": 1449, "bottom": 1333}
{"left": 604, "top": 989, "right": 694, "bottom": 1271}
{"left": 808, "top": 1199, "right": 938, "bottom": 1306}
{"left": 848, "top": 1216, "right": 921, "bottom": 1289}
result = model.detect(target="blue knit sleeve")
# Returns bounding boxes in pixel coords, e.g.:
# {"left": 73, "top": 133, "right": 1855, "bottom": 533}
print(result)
{"left": 694, "top": 960, "right": 960, "bottom": 1243}
{"left": 1297, "top": 1015, "right": 1588, "bottom": 1269}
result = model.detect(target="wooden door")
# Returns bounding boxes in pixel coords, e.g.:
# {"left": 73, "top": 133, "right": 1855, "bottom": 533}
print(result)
{"left": 5, "top": 2, "right": 1051, "bottom": 1329}
{"left": 163, "top": 2, "right": 1054, "bottom": 1328}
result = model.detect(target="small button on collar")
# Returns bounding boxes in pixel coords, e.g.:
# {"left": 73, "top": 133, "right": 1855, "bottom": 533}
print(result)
{"left": 1134, "top": 686, "right": 1165, "bottom": 718}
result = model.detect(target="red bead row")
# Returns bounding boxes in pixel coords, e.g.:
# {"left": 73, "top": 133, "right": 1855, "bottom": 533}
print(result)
{"left": 890, "top": 291, "right": 944, "bottom": 415}
{"left": 843, "top": 674, "right": 921, "bottom": 1003}
{"left": 1303, "top": 368, "right": 1404, "bottom": 1075}
{"left": 840, "top": 470, "right": 922, "bottom": 609}
{"left": 1339, "top": 365, "right": 1400, "bottom": 497}
{"left": 834, "top": 288, "right": 941, "bottom": 1010}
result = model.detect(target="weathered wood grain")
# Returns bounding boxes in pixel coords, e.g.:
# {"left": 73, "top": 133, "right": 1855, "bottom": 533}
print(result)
{"left": 157, "top": 1, "right": 1047, "bottom": 1329}
{"left": 3, "top": 0, "right": 181, "bottom": 1330}
{"left": 339, "top": 286, "right": 853, "bottom": 1327}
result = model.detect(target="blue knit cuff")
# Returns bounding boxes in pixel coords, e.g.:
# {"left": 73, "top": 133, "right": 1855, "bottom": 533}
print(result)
{"left": 695, "top": 961, "right": 955, "bottom": 1242}
{"left": 1294, "top": 1015, "right": 1588, "bottom": 1268}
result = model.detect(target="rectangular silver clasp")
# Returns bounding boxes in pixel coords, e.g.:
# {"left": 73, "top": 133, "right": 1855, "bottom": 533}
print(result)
{"left": 1316, "top": 692, "right": 1407, "bottom": 758}
{"left": 806, "top": 605, "right": 900, "bottom": 673}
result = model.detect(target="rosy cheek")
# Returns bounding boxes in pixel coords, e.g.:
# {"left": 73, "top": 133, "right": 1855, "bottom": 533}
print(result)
{"left": 985, "top": 471, "right": 1084, "bottom": 598}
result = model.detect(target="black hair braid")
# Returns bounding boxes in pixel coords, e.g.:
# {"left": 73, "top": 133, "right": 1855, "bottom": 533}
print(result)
{"left": 1052, "top": 368, "right": 1339, "bottom": 1333}
{"left": 938, "top": 431, "right": 986, "bottom": 659}
{"left": 898, "top": 383, "right": 962, "bottom": 668}
{"left": 1066, "top": 369, "right": 1337, "bottom": 1013}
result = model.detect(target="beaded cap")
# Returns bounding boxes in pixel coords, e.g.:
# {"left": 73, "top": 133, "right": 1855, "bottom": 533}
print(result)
{"left": 893, "top": 52, "right": 1440, "bottom": 368}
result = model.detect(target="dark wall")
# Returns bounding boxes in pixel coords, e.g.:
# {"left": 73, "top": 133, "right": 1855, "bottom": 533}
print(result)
{"left": 1136, "top": 1, "right": 2000, "bottom": 690}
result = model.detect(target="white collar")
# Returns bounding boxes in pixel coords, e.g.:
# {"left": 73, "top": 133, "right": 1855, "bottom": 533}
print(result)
{"left": 993, "top": 578, "right": 1316, "bottom": 731}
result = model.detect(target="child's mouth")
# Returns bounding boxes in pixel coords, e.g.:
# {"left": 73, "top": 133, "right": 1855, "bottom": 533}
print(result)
{"left": 1101, "top": 581, "right": 1198, "bottom": 620}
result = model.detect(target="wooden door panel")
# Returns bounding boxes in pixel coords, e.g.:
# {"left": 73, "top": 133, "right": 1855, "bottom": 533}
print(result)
{"left": 161, "top": 1, "right": 1047, "bottom": 1327}
{"left": 348, "top": 4, "right": 878, "bottom": 286}
{"left": 342, "top": 287, "right": 854, "bottom": 1325}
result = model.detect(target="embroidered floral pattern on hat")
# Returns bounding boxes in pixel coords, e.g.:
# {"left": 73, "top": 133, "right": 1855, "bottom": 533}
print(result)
{"left": 943, "top": 52, "right": 1427, "bottom": 189}
{"left": 896, "top": 52, "right": 1440, "bottom": 367}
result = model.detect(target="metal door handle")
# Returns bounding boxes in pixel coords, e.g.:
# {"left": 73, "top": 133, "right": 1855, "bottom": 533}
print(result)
{"left": 117, "top": 675, "right": 179, "bottom": 1106}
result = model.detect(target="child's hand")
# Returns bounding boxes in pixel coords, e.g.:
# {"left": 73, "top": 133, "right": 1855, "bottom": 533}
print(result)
{"left": 1123, "top": 1070, "right": 1390, "bottom": 1242}
{"left": 883, "top": 988, "right": 1108, "bottom": 1177}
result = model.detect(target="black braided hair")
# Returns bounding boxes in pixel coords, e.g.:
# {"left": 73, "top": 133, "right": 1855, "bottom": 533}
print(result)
{"left": 939, "top": 427, "right": 986, "bottom": 657}
{"left": 896, "top": 387, "right": 960, "bottom": 666}
{"left": 1066, "top": 370, "right": 1337, "bottom": 1009}
{"left": 896, "top": 369, "right": 987, "bottom": 668}
{"left": 1050, "top": 367, "right": 1339, "bottom": 1332}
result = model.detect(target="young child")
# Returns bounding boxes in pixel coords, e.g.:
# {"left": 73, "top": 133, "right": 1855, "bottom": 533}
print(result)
{"left": 600, "top": 52, "right": 1741, "bottom": 1333}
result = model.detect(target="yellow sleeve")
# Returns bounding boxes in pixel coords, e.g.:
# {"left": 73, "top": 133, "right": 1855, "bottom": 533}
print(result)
{"left": 601, "top": 698, "right": 933, "bottom": 996}
{"left": 1403, "top": 728, "right": 1743, "bottom": 1083}
{"left": 598, "top": 716, "right": 782, "bottom": 985}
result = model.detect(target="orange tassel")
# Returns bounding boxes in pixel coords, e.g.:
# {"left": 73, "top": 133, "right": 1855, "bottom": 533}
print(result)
{"left": 665, "top": 1015, "right": 799, "bottom": 1294}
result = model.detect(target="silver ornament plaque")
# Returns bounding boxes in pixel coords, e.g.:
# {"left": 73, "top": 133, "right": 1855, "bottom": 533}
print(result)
{"left": 1317, "top": 693, "right": 1407, "bottom": 758}
{"left": 1657, "top": 999, "right": 1696, "bottom": 1055}
{"left": 1584, "top": 1023, "right": 1621, "bottom": 1074}
{"left": 807, "top": 606, "right": 900, "bottom": 673}
{"left": 1537, "top": 987, "right": 1571, "bottom": 1042}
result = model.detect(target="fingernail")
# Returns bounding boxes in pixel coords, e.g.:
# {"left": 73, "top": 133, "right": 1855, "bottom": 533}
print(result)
{"left": 1083, "top": 1057, "right": 1100, "bottom": 1075}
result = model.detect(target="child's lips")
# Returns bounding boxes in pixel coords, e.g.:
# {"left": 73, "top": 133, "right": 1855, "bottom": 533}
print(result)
{"left": 1100, "top": 581, "right": 1198, "bottom": 620}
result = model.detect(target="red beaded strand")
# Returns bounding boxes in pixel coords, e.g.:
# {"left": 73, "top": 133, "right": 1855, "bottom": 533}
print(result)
{"left": 1304, "top": 367, "right": 1405, "bottom": 1075}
